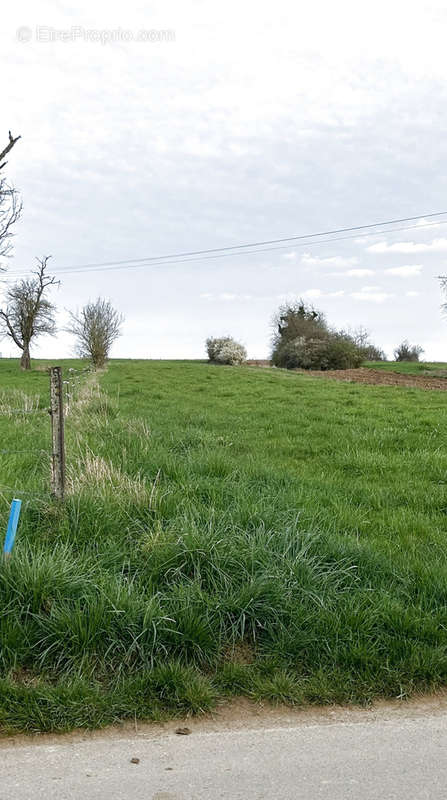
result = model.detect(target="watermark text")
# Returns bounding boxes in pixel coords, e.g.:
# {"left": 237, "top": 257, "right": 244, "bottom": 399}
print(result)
{"left": 16, "top": 26, "right": 176, "bottom": 45}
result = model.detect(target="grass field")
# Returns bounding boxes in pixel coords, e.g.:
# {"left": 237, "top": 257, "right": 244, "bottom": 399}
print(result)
{"left": 0, "top": 358, "right": 447, "bottom": 733}
{"left": 364, "top": 360, "right": 447, "bottom": 376}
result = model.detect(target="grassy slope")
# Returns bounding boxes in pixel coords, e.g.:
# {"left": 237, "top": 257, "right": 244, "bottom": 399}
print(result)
{"left": 0, "top": 358, "right": 447, "bottom": 732}
{"left": 364, "top": 360, "right": 447, "bottom": 376}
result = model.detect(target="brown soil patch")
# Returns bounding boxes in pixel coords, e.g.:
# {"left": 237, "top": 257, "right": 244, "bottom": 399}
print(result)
{"left": 293, "top": 367, "right": 447, "bottom": 391}
{"left": 246, "top": 361, "right": 447, "bottom": 391}
{"left": 246, "top": 359, "right": 272, "bottom": 368}
{"left": 222, "top": 642, "right": 256, "bottom": 665}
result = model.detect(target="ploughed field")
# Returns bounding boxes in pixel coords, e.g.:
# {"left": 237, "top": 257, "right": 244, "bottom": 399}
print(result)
{"left": 0, "top": 358, "right": 446, "bottom": 732}
{"left": 246, "top": 359, "right": 447, "bottom": 390}
{"left": 294, "top": 366, "right": 447, "bottom": 391}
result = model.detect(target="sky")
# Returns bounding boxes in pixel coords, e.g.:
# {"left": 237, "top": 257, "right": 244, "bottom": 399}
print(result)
{"left": 2, "top": 0, "right": 447, "bottom": 360}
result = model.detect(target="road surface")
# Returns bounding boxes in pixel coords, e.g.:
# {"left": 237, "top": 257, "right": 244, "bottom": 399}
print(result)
{"left": 1, "top": 699, "right": 447, "bottom": 799}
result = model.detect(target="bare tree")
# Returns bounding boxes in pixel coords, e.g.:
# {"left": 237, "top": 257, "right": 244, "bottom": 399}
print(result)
{"left": 66, "top": 298, "right": 123, "bottom": 368}
{"left": 0, "top": 131, "right": 22, "bottom": 267}
{"left": 0, "top": 256, "right": 58, "bottom": 369}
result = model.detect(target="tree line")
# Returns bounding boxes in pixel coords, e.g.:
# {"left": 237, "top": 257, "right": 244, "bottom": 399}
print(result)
{"left": 207, "top": 302, "right": 432, "bottom": 370}
{"left": 0, "top": 132, "right": 123, "bottom": 370}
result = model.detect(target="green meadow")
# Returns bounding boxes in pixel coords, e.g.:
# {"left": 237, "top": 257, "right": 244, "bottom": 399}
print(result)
{"left": 365, "top": 360, "right": 447, "bottom": 376}
{"left": 0, "top": 358, "right": 446, "bottom": 732}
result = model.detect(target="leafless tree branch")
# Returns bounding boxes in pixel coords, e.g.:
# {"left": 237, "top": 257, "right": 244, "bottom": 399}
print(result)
{"left": 0, "top": 131, "right": 21, "bottom": 172}
{"left": 0, "top": 131, "right": 22, "bottom": 268}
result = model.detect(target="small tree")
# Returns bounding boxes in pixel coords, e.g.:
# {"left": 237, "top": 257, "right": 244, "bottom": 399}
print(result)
{"left": 67, "top": 298, "right": 123, "bottom": 368}
{"left": 394, "top": 340, "right": 423, "bottom": 362}
{"left": 0, "top": 131, "right": 22, "bottom": 268}
{"left": 0, "top": 256, "right": 58, "bottom": 369}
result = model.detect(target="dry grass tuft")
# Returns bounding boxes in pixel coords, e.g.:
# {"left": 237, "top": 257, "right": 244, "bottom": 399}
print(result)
{"left": 67, "top": 447, "right": 153, "bottom": 505}
{"left": 123, "top": 417, "right": 151, "bottom": 439}
{"left": 0, "top": 390, "right": 41, "bottom": 415}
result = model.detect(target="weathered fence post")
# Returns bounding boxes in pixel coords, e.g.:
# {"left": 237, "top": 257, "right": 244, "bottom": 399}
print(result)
{"left": 49, "top": 366, "right": 65, "bottom": 500}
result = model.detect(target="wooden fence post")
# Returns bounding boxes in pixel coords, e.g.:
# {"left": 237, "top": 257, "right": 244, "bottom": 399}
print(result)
{"left": 49, "top": 366, "right": 65, "bottom": 500}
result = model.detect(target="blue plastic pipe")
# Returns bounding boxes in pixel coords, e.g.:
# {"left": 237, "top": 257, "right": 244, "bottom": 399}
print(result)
{"left": 3, "top": 499, "right": 22, "bottom": 556}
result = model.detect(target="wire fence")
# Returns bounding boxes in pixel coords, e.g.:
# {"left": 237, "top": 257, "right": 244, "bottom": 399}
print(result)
{"left": 0, "top": 449, "right": 49, "bottom": 455}
{"left": 0, "top": 367, "right": 87, "bottom": 501}
{"left": 0, "top": 484, "right": 47, "bottom": 498}
{"left": 0, "top": 410, "right": 45, "bottom": 415}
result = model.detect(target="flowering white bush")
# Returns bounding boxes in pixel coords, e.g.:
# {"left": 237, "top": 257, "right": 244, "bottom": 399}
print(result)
{"left": 206, "top": 336, "right": 247, "bottom": 365}
{"left": 206, "top": 336, "right": 230, "bottom": 361}
{"left": 214, "top": 341, "right": 247, "bottom": 365}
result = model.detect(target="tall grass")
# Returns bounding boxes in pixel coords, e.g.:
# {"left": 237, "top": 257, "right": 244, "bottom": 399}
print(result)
{"left": 0, "top": 358, "right": 447, "bottom": 731}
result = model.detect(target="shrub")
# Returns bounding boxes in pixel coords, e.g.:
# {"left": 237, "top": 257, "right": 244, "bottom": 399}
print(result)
{"left": 350, "top": 327, "right": 386, "bottom": 361}
{"left": 206, "top": 337, "right": 247, "bottom": 366}
{"left": 206, "top": 337, "right": 231, "bottom": 362}
{"left": 273, "top": 301, "right": 328, "bottom": 344}
{"left": 273, "top": 334, "right": 363, "bottom": 371}
{"left": 359, "top": 343, "right": 386, "bottom": 361}
{"left": 271, "top": 300, "right": 363, "bottom": 370}
{"left": 322, "top": 335, "right": 364, "bottom": 369}
{"left": 394, "top": 340, "right": 424, "bottom": 362}
{"left": 66, "top": 299, "right": 123, "bottom": 369}
{"left": 214, "top": 342, "right": 247, "bottom": 366}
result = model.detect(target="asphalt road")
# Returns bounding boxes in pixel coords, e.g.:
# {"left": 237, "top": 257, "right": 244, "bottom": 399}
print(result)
{"left": 2, "top": 702, "right": 447, "bottom": 799}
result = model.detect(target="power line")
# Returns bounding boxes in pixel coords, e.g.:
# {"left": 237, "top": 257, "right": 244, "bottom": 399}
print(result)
{"left": 38, "top": 210, "right": 447, "bottom": 270}
{"left": 7, "top": 220, "right": 447, "bottom": 278}
{"left": 55, "top": 220, "right": 447, "bottom": 276}
{"left": 6, "top": 212, "right": 447, "bottom": 278}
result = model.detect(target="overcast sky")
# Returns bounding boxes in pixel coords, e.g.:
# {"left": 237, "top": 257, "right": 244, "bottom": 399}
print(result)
{"left": 2, "top": 0, "right": 447, "bottom": 360}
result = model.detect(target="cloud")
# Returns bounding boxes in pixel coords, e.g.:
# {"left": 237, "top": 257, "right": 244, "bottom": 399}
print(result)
{"left": 301, "top": 253, "right": 358, "bottom": 268}
{"left": 384, "top": 264, "right": 423, "bottom": 277}
{"left": 350, "top": 292, "right": 391, "bottom": 303}
{"left": 368, "top": 238, "right": 447, "bottom": 254}
{"left": 199, "top": 292, "right": 253, "bottom": 301}
{"left": 276, "top": 289, "right": 345, "bottom": 302}
{"left": 220, "top": 293, "right": 237, "bottom": 301}
{"left": 301, "top": 288, "right": 345, "bottom": 299}
{"left": 415, "top": 217, "right": 446, "bottom": 228}
{"left": 350, "top": 286, "right": 392, "bottom": 303}
{"left": 405, "top": 290, "right": 420, "bottom": 297}
{"left": 332, "top": 268, "right": 375, "bottom": 277}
